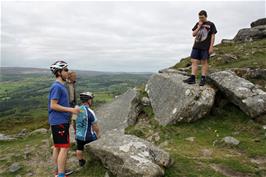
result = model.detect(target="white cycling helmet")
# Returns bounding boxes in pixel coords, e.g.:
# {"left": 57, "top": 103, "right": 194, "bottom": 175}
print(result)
{"left": 50, "top": 60, "right": 68, "bottom": 74}
{"left": 80, "top": 92, "right": 94, "bottom": 102}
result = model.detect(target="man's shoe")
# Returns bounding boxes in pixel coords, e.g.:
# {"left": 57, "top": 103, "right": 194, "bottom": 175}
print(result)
{"left": 55, "top": 169, "right": 73, "bottom": 176}
{"left": 79, "top": 159, "right": 86, "bottom": 167}
{"left": 65, "top": 169, "right": 73, "bottom": 176}
{"left": 199, "top": 78, "right": 206, "bottom": 86}
{"left": 183, "top": 76, "right": 196, "bottom": 84}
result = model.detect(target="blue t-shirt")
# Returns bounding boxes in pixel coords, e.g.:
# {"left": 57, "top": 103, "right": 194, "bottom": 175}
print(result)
{"left": 48, "top": 81, "right": 71, "bottom": 125}
{"left": 76, "top": 105, "right": 97, "bottom": 142}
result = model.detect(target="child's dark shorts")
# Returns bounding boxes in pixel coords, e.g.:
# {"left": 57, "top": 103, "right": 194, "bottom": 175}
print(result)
{"left": 76, "top": 139, "right": 95, "bottom": 151}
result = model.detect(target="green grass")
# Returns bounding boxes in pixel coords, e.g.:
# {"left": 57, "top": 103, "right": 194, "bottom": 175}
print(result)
{"left": 126, "top": 101, "right": 266, "bottom": 176}
{"left": 0, "top": 133, "right": 50, "bottom": 177}
{"left": 0, "top": 132, "right": 108, "bottom": 177}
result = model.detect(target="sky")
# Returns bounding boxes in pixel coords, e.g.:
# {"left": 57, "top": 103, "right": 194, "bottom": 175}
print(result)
{"left": 1, "top": 1, "right": 265, "bottom": 72}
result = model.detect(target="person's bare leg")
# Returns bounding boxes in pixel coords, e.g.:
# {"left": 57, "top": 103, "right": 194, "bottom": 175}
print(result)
{"left": 191, "top": 59, "right": 199, "bottom": 76}
{"left": 57, "top": 147, "right": 69, "bottom": 174}
{"left": 201, "top": 59, "right": 208, "bottom": 76}
{"left": 199, "top": 59, "right": 208, "bottom": 86}
{"left": 52, "top": 147, "right": 60, "bottom": 171}
{"left": 76, "top": 150, "right": 83, "bottom": 160}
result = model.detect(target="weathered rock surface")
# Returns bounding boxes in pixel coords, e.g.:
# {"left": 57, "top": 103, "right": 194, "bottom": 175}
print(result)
{"left": 29, "top": 128, "right": 48, "bottom": 135}
{"left": 85, "top": 130, "right": 171, "bottom": 177}
{"left": 221, "top": 39, "right": 235, "bottom": 44}
{"left": 159, "top": 68, "right": 190, "bottom": 76}
{"left": 234, "top": 18, "right": 266, "bottom": 42}
{"left": 146, "top": 73, "right": 216, "bottom": 125}
{"left": 222, "top": 136, "right": 240, "bottom": 145}
{"left": 208, "top": 70, "right": 266, "bottom": 118}
{"left": 95, "top": 88, "right": 142, "bottom": 133}
{"left": 9, "top": 162, "right": 21, "bottom": 173}
{"left": 0, "top": 133, "right": 16, "bottom": 141}
{"left": 231, "top": 68, "right": 266, "bottom": 80}
{"left": 251, "top": 18, "right": 266, "bottom": 28}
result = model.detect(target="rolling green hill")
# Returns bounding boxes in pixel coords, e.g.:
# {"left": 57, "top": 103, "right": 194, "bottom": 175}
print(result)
{"left": 0, "top": 68, "right": 151, "bottom": 133}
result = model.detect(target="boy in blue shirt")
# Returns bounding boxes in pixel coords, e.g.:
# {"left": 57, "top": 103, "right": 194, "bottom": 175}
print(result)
{"left": 75, "top": 92, "right": 100, "bottom": 167}
{"left": 49, "top": 61, "right": 80, "bottom": 177}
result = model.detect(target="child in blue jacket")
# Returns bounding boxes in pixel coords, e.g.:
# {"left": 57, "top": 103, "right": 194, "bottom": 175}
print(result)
{"left": 75, "top": 92, "right": 100, "bottom": 167}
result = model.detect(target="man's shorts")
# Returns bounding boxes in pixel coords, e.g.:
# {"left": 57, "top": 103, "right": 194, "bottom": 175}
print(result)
{"left": 190, "top": 48, "right": 210, "bottom": 60}
{"left": 51, "top": 123, "right": 70, "bottom": 148}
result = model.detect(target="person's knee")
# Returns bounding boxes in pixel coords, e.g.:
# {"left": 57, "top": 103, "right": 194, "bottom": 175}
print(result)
{"left": 59, "top": 147, "right": 69, "bottom": 154}
{"left": 191, "top": 59, "right": 199, "bottom": 65}
{"left": 76, "top": 150, "right": 83, "bottom": 157}
{"left": 201, "top": 59, "right": 208, "bottom": 65}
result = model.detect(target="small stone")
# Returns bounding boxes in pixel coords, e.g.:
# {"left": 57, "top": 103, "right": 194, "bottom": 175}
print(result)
{"left": 185, "top": 137, "right": 195, "bottom": 142}
{"left": 104, "top": 171, "right": 110, "bottom": 177}
{"left": 30, "top": 128, "right": 48, "bottom": 135}
{"left": 16, "top": 129, "right": 28, "bottom": 137}
{"left": 26, "top": 172, "right": 33, "bottom": 176}
{"left": 141, "top": 97, "right": 150, "bottom": 106}
{"left": 9, "top": 162, "right": 21, "bottom": 173}
{"left": 222, "top": 136, "right": 240, "bottom": 145}
{"left": 201, "top": 149, "right": 213, "bottom": 157}
{"left": 232, "top": 131, "right": 240, "bottom": 135}
{"left": 0, "top": 133, "right": 15, "bottom": 141}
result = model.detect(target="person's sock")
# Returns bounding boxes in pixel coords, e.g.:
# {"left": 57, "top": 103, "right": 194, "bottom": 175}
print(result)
{"left": 79, "top": 159, "right": 86, "bottom": 167}
{"left": 54, "top": 166, "right": 58, "bottom": 175}
{"left": 57, "top": 172, "right": 65, "bottom": 177}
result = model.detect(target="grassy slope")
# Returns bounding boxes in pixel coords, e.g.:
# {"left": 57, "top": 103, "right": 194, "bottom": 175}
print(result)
{"left": 172, "top": 39, "right": 266, "bottom": 70}
{"left": 126, "top": 99, "right": 266, "bottom": 176}
{"left": 1, "top": 39, "right": 266, "bottom": 176}
{"left": 0, "top": 72, "right": 150, "bottom": 176}
{"left": 125, "top": 40, "right": 266, "bottom": 176}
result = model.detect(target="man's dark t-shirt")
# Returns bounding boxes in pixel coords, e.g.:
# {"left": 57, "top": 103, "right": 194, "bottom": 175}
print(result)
{"left": 192, "top": 21, "right": 217, "bottom": 50}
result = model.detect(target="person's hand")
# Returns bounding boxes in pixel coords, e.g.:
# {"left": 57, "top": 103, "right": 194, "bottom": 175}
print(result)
{"left": 71, "top": 107, "right": 80, "bottom": 114}
{"left": 95, "top": 133, "right": 101, "bottom": 139}
{"left": 198, "top": 21, "right": 203, "bottom": 28}
{"left": 209, "top": 46, "right": 214, "bottom": 54}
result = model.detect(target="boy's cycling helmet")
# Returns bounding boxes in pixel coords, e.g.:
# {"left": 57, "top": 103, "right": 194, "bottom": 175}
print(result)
{"left": 50, "top": 61, "right": 68, "bottom": 74}
{"left": 80, "top": 92, "right": 94, "bottom": 102}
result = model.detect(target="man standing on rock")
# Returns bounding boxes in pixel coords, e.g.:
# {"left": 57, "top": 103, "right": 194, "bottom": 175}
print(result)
{"left": 183, "top": 10, "right": 217, "bottom": 86}
{"left": 49, "top": 61, "right": 80, "bottom": 177}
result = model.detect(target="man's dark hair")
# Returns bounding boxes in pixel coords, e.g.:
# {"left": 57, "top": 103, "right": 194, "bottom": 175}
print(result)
{"left": 198, "top": 10, "right": 207, "bottom": 17}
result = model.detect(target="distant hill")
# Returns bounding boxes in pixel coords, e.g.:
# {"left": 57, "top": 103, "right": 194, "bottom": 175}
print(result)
{"left": 0, "top": 67, "right": 152, "bottom": 77}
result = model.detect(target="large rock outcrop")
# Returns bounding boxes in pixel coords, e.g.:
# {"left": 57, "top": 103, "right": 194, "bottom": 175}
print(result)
{"left": 146, "top": 73, "right": 216, "bottom": 125}
{"left": 86, "top": 130, "right": 171, "bottom": 177}
{"left": 208, "top": 70, "right": 266, "bottom": 118}
{"left": 85, "top": 88, "right": 171, "bottom": 176}
{"left": 95, "top": 88, "right": 142, "bottom": 133}
{"left": 251, "top": 18, "right": 266, "bottom": 28}
{"left": 234, "top": 18, "right": 266, "bottom": 42}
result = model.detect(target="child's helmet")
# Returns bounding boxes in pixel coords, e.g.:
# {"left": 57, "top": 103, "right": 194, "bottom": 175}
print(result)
{"left": 80, "top": 92, "right": 94, "bottom": 102}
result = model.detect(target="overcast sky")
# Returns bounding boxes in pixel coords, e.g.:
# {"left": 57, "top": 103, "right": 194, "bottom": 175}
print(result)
{"left": 1, "top": 1, "right": 265, "bottom": 72}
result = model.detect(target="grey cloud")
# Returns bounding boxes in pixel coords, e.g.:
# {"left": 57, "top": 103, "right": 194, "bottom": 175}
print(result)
{"left": 1, "top": 1, "right": 265, "bottom": 72}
